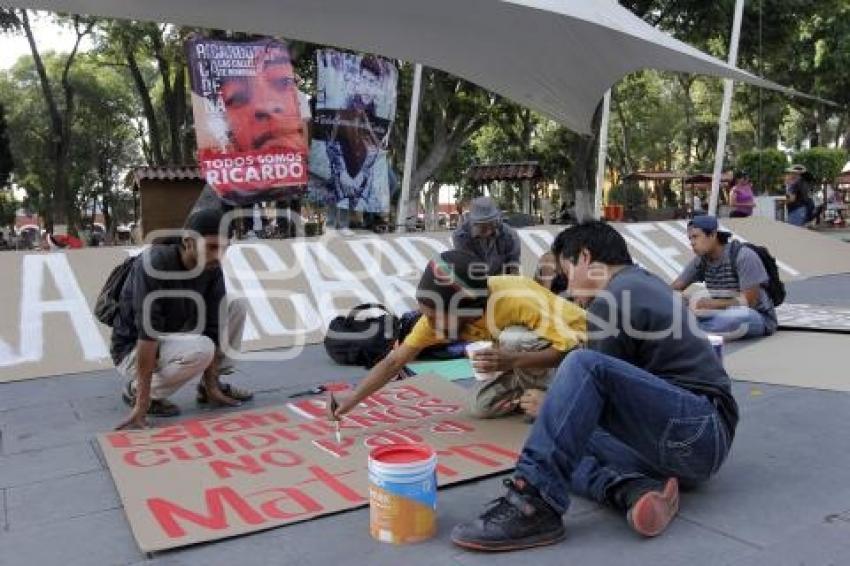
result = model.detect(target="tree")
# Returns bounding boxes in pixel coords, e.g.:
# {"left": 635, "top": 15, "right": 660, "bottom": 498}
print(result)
{"left": 0, "top": 101, "right": 14, "bottom": 230}
{"left": 793, "top": 147, "right": 848, "bottom": 186}
{"left": 72, "top": 56, "right": 142, "bottom": 233}
{"left": 389, "top": 66, "right": 504, "bottom": 213}
{"left": 0, "top": 102, "right": 12, "bottom": 190}
{"left": 1, "top": 51, "right": 141, "bottom": 231}
{"left": 95, "top": 21, "right": 194, "bottom": 165}
{"left": 736, "top": 148, "right": 788, "bottom": 194}
{"left": 18, "top": 10, "right": 95, "bottom": 232}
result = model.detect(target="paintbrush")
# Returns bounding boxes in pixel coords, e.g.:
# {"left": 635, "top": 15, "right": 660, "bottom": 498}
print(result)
{"left": 329, "top": 393, "right": 342, "bottom": 444}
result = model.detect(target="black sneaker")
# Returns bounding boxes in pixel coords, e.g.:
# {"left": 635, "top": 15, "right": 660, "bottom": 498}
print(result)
{"left": 608, "top": 476, "right": 679, "bottom": 537}
{"left": 121, "top": 381, "right": 181, "bottom": 417}
{"left": 451, "top": 478, "right": 566, "bottom": 552}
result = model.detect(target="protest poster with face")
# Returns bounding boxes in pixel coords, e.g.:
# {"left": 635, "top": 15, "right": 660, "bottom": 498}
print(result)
{"left": 186, "top": 37, "right": 309, "bottom": 205}
{"left": 308, "top": 50, "right": 398, "bottom": 218}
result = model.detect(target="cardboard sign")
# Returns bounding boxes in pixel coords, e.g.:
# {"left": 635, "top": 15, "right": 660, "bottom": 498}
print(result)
{"left": 98, "top": 376, "right": 530, "bottom": 552}
{"left": 3, "top": 219, "right": 850, "bottom": 383}
{"left": 776, "top": 303, "right": 850, "bottom": 333}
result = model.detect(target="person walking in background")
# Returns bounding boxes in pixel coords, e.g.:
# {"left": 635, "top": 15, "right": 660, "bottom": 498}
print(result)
{"left": 729, "top": 171, "right": 755, "bottom": 218}
{"left": 452, "top": 196, "right": 522, "bottom": 275}
{"left": 784, "top": 164, "right": 814, "bottom": 227}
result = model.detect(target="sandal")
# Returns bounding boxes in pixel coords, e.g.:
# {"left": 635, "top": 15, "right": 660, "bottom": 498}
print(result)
{"left": 121, "top": 381, "right": 181, "bottom": 417}
{"left": 197, "top": 382, "right": 254, "bottom": 404}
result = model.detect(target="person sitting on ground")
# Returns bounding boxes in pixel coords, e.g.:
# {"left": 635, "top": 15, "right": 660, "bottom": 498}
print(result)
{"left": 331, "top": 250, "right": 585, "bottom": 421}
{"left": 111, "top": 208, "right": 253, "bottom": 430}
{"left": 452, "top": 196, "right": 522, "bottom": 275}
{"left": 784, "top": 164, "right": 814, "bottom": 227}
{"left": 672, "top": 215, "right": 777, "bottom": 341}
{"left": 450, "top": 220, "right": 738, "bottom": 551}
{"left": 729, "top": 170, "right": 756, "bottom": 218}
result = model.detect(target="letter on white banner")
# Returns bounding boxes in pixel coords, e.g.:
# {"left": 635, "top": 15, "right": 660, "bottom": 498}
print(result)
{"left": 225, "top": 243, "right": 322, "bottom": 338}
{"left": 18, "top": 254, "right": 109, "bottom": 363}
{"left": 349, "top": 239, "right": 419, "bottom": 314}
{"left": 292, "top": 242, "right": 380, "bottom": 324}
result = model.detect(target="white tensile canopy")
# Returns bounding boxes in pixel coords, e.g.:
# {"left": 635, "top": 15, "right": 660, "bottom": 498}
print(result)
{"left": 11, "top": 0, "right": 790, "bottom": 134}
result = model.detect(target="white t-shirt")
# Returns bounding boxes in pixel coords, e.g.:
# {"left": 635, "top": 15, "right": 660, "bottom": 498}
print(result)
{"left": 298, "top": 90, "right": 311, "bottom": 121}
{"left": 693, "top": 195, "right": 704, "bottom": 212}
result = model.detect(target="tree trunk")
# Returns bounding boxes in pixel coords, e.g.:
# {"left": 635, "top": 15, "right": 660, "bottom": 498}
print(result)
{"left": 173, "top": 60, "right": 188, "bottom": 162}
{"left": 124, "top": 40, "right": 165, "bottom": 165}
{"left": 408, "top": 115, "right": 486, "bottom": 205}
{"left": 21, "top": 10, "right": 62, "bottom": 229}
{"left": 679, "top": 76, "right": 694, "bottom": 167}
{"left": 151, "top": 29, "right": 182, "bottom": 163}
{"left": 570, "top": 100, "right": 606, "bottom": 221}
{"left": 22, "top": 12, "right": 90, "bottom": 233}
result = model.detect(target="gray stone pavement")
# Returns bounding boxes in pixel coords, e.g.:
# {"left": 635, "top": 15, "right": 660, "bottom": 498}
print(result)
{"left": 1, "top": 278, "right": 850, "bottom": 565}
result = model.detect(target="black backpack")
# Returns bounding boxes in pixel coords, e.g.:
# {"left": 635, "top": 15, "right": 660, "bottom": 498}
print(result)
{"left": 698, "top": 241, "right": 786, "bottom": 306}
{"left": 94, "top": 255, "right": 139, "bottom": 326}
{"left": 323, "top": 304, "right": 400, "bottom": 368}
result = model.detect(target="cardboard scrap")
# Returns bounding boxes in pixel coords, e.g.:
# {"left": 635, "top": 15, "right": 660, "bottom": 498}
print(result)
{"left": 407, "top": 359, "right": 474, "bottom": 382}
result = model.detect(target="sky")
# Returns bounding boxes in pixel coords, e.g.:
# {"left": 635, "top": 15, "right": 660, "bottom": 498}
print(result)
{"left": 0, "top": 11, "right": 94, "bottom": 70}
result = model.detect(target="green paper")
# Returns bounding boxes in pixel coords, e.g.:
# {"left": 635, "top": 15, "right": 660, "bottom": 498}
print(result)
{"left": 407, "top": 359, "right": 474, "bottom": 381}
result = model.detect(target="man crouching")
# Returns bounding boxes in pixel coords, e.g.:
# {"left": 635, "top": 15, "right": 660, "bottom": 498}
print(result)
{"left": 112, "top": 208, "right": 253, "bottom": 430}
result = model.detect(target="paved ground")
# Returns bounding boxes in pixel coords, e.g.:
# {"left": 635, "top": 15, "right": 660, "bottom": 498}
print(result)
{"left": 1, "top": 277, "right": 849, "bottom": 566}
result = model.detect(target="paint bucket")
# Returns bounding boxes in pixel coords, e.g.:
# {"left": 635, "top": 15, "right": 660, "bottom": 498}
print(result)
{"left": 708, "top": 334, "right": 724, "bottom": 362}
{"left": 368, "top": 443, "right": 438, "bottom": 544}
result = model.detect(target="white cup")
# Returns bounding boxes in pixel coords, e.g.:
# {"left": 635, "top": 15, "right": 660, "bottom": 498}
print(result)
{"left": 466, "top": 341, "right": 501, "bottom": 381}
{"left": 707, "top": 334, "right": 724, "bottom": 362}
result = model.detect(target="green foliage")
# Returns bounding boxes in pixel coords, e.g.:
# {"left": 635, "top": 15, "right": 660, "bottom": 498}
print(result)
{"left": 736, "top": 148, "right": 788, "bottom": 194}
{"left": 0, "top": 50, "right": 142, "bottom": 225}
{"left": 4, "top": 0, "right": 850, "bottom": 224}
{"left": 608, "top": 181, "right": 648, "bottom": 209}
{"left": 0, "top": 102, "right": 12, "bottom": 189}
{"left": 793, "top": 147, "right": 848, "bottom": 185}
{"left": 0, "top": 191, "right": 16, "bottom": 229}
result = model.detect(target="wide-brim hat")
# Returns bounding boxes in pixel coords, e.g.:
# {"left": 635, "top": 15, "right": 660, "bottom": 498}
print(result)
{"left": 785, "top": 164, "right": 807, "bottom": 174}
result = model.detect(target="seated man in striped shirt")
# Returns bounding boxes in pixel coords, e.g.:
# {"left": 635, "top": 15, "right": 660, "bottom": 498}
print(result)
{"left": 672, "top": 215, "right": 777, "bottom": 340}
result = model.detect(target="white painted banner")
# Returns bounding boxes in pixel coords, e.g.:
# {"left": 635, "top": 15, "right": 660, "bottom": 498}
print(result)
{"left": 1, "top": 218, "right": 848, "bottom": 383}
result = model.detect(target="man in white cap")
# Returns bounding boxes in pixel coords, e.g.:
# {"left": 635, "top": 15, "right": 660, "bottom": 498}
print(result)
{"left": 452, "top": 196, "right": 521, "bottom": 275}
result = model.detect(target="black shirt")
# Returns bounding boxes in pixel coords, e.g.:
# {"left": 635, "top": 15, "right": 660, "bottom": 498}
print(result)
{"left": 586, "top": 266, "right": 739, "bottom": 437}
{"left": 786, "top": 180, "right": 811, "bottom": 213}
{"left": 110, "top": 244, "right": 226, "bottom": 365}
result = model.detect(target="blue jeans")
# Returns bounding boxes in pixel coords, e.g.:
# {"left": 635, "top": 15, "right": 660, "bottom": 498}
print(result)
{"left": 325, "top": 203, "right": 350, "bottom": 229}
{"left": 787, "top": 207, "right": 808, "bottom": 226}
{"left": 516, "top": 350, "right": 731, "bottom": 514}
{"left": 698, "top": 307, "right": 768, "bottom": 339}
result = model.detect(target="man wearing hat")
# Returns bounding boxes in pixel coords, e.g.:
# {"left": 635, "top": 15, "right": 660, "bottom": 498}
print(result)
{"left": 111, "top": 208, "right": 253, "bottom": 430}
{"left": 452, "top": 196, "right": 522, "bottom": 275}
{"left": 330, "top": 250, "right": 586, "bottom": 420}
{"left": 784, "top": 164, "right": 814, "bottom": 226}
{"left": 672, "top": 215, "right": 777, "bottom": 340}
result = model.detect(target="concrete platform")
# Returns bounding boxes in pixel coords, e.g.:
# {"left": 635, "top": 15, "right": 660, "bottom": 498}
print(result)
{"left": 1, "top": 276, "right": 849, "bottom": 565}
